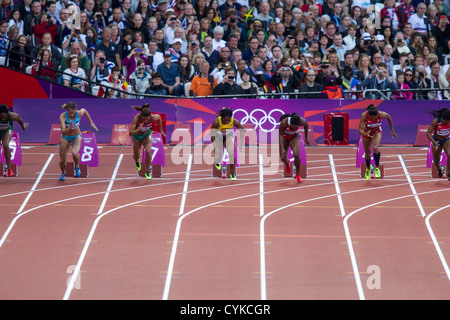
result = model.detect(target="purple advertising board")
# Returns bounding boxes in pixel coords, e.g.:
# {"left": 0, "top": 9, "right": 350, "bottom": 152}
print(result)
{"left": 79, "top": 131, "right": 99, "bottom": 167}
{"left": 13, "top": 98, "right": 450, "bottom": 145}
{"left": 142, "top": 132, "right": 166, "bottom": 166}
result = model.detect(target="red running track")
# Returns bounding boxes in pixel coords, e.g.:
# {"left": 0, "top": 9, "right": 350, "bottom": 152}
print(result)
{"left": 0, "top": 145, "right": 450, "bottom": 300}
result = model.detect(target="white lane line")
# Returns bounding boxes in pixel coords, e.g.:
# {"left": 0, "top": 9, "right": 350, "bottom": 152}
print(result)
{"left": 259, "top": 153, "right": 266, "bottom": 300}
{"left": 329, "top": 154, "right": 364, "bottom": 299}
{"left": 425, "top": 205, "right": 450, "bottom": 281}
{"left": 17, "top": 154, "right": 54, "bottom": 214}
{"left": 329, "top": 154, "right": 346, "bottom": 218}
{"left": 64, "top": 154, "right": 123, "bottom": 299}
{"left": 97, "top": 154, "right": 123, "bottom": 215}
{"left": 398, "top": 155, "right": 426, "bottom": 217}
{"left": 178, "top": 154, "right": 193, "bottom": 216}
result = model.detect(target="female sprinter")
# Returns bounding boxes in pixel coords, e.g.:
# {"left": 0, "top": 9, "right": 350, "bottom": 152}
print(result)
{"left": 129, "top": 103, "right": 165, "bottom": 180}
{"left": 358, "top": 104, "right": 397, "bottom": 180}
{"left": 0, "top": 104, "right": 29, "bottom": 177}
{"left": 426, "top": 108, "right": 450, "bottom": 180}
{"left": 210, "top": 108, "right": 244, "bottom": 181}
{"left": 279, "top": 113, "right": 310, "bottom": 183}
{"left": 59, "top": 102, "right": 98, "bottom": 181}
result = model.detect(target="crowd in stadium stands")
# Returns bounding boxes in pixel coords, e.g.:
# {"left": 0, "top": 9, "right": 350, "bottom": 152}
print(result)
{"left": 0, "top": 0, "right": 450, "bottom": 99}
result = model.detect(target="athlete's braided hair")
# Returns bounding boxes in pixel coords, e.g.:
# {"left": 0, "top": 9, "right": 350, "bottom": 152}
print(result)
{"left": 0, "top": 104, "right": 9, "bottom": 114}
{"left": 218, "top": 107, "right": 233, "bottom": 118}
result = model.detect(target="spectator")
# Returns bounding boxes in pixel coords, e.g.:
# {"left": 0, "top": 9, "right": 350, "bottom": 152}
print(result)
{"left": 33, "top": 12, "right": 58, "bottom": 45}
{"left": 30, "top": 32, "right": 62, "bottom": 66}
{"left": 212, "top": 25, "right": 227, "bottom": 51}
{"left": 8, "top": 34, "right": 31, "bottom": 71}
{"left": 147, "top": 39, "right": 164, "bottom": 73}
{"left": 299, "top": 69, "right": 323, "bottom": 99}
{"left": 128, "top": 59, "right": 151, "bottom": 98}
{"left": 391, "top": 71, "right": 413, "bottom": 100}
{"left": 31, "top": 48, "right": 57, "bottom": 82}
{"left": 424, "top": 61, "right": 450, "bottom": 100}
{"left": 408, "top": 2, "right": 428, "bottom": 34}
{"left": 268, "top": 65, "right": 301, "bottom": 99}
{"left": 0, "top": 20, "right": 9, "bottom": 58}
{"left": 320, "top": 74, "right": 343, "bottom": 99}
{"left": 341, "top": 66, "right": 361, "bottom": 99}
{"left": 361, "top": 62, "right": 398, "bottom": 99}
{"left": 201, "top": 36, "right": 220, "bottom": 67}
{"left": 90, "top": 49, "right": 115, "bottom": 84}
{"left": 156, "top": 50, "right": 182, "bottom": 96}
{"left": 95, "top": 26, "right": 122, "bottom": 70}
{"left": 240, "top": 69, "right": 259, "bottom": 97}
{"left": 97, "top": 66, "right": 129, "bottom": 98}
{"left": 145, "top": 72, "right": 167, "bottom": 95}
{"left": 212, "top": 68, "right": 244, "bottom": 96}
{"left": 122, "top": 42, "right": 150, "bottom": 80}
{"left": 63, "top": 54, "right": 87, "bottom": 92}
{"left": 61, "top": 42, "right": 90, "bottom": 72}
{"left": 189, "top": 61, "right": 217, "bottom": 96}
{"left": 167, "top": 37, "right": 183, "bottom": 62}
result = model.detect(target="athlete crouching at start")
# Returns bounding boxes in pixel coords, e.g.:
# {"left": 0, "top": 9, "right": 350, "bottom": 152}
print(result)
{"left": 279, "top": 113, "right": 309, "bottom": 183}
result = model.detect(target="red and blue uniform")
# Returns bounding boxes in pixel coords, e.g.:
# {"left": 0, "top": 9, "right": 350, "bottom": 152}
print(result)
{"left": 282, "top": 117, "right": 301, "bottom": 141}
{"left": 434, "top": 117, "right": 450, "bottom": 147}
{"left": 362, "top": 114, "right": 382, "bottom": 140}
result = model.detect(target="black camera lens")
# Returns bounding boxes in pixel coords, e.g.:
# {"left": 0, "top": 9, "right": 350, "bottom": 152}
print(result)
{"left": 99, "top": 57, "right": 105, "bottom": 63}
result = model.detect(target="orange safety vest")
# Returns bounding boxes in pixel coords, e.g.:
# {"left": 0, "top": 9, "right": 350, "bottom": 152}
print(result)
{"left": 323, "top": 87, "right": 343, "bottom": 99}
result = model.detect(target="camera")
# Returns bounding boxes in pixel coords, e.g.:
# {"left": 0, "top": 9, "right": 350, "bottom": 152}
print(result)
{"left": 377, "top": 69, "right": 382, "bottom": 74}
{"left": 136, "top": 48, "right": 143, "bottom": 53}
{"left": 230, "top": 18, "right": 236, "bottom": 23}
{"left": 99, "top": 57, "right": 105, "bottom": 63}
{"left": 282, "top": 67, "right": 290, "bottom": 71}
{"left": 419, "top": 72, "right": 424, "bottom": 78}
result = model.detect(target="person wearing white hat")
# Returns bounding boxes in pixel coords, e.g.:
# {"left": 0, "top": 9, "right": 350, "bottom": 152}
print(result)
{"left": 168, "top": 38, "right": 183, "bottom": 62}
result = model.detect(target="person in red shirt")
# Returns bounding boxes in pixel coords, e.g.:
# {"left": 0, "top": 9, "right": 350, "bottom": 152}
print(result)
{"left": 426, "top": 108, "right": 450, "bottom": 180}
{"left": 359, "top": 104, "right": 397, "bottom": 180}
{"left": 278, "top": 113, "right": 310, "bottom": 183}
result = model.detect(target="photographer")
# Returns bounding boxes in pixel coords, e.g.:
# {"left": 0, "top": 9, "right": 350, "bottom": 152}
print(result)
{"left": 361, "top": 62, "right": 398, "bottom": 99}
{"left": 33, "top": 12, "right": 58, "bottom": 45}
{"left": 392, "top": 52, "right": 411, "bottom": 82}
{"left": 122, "top": 42, "right": 150, "bottom": 81}
{"left": 128, "top": 59, "right": 152, "bottom": 98}
{"left": 90, "top": 49, "right": 115, "bottom": 83}
{"left": 268, "top": 65, "right": 301, "bottom": 99}
{"left": 97, "top": 66, "right": 129, "bottom": 98}
{"left": 212, "top": 68, "right": 244, "bottom": 96}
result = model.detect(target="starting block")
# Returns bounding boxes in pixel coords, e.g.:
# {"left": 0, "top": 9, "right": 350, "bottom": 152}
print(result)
{"left": 359, "top": 164, "right": 384, "bottom": 178}
{"left": 1, "top": 163, "right": 18, "bottom": 176}
{"left": 0, "top": 131, "right": 22, "bottom": 168}
{"left": 66, "top": 162, "right": 89, "bottom": 177}
{"left": 139, "top": 133, "right": 165, "bottom": 178}
{"left": 426, "top": 141, "right": 448, "bottom": 178}
{"left": 282, "top": 162, "right": 307, "bottom": 178}
{"left": 138, "top": 164, "right": 162, "bottom": 178}
{"left": 430, "top": 164, "right": 447, "bottom": 178}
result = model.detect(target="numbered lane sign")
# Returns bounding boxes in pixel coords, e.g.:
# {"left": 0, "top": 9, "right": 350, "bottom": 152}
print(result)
{"left": 142, "top": 132, "right": 166, "bottom": 166}
{"left": 79, "top": 131, "right": 99, "bottom": 167}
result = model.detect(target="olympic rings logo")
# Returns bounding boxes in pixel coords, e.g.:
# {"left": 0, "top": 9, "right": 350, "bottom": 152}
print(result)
{"left": 232, "top": 109, "right": 285, "bottom": 132}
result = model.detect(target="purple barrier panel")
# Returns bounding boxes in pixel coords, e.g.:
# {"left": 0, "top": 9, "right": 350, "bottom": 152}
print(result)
{"left": 356, "top": 136, "right": 375, "bottom": 168}
{"left": 13, "top": 99, "right": 176, "bottom": 144}
{"left": 0, "top": 131, "right": 22, "bottom": 166}
{"left": 79, "top": 131, "right": 99, "bottom": 167}
{"left": 426, "top": 141, "right": 447, "bottom": 168}
{"left": 287, "top": 133, "right": 307, "bottom": 166}
{"left": 142, "top": 132, "right": 166, "bottom": 166}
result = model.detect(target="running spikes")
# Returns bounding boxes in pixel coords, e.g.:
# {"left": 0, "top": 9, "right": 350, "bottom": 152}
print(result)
{"left": 230, "top": 173, "right": 237, "bottom": 181}
{"left": 74, "top": 166, "right": 81, "bottom": 178}
{"left": 135, "top": 159, "right": 141, "bottom": 171}
{"left": 374, "top": 167, "right": 381, "bottom": 178}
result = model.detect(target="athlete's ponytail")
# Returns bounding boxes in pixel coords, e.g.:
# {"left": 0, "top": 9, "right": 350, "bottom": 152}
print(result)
{"left": 428, "top": 108, "right": 449, "bottom": 119}
{"left": 61, "top": 102, "right": 77, "bottom": 110}
{"left": 132, "top": 103, "right": 151, "bottom": 116}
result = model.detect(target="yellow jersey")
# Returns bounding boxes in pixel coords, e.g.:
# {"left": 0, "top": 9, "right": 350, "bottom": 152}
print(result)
{"left": 217, "top": 116, "right": 234, "bottom": 131}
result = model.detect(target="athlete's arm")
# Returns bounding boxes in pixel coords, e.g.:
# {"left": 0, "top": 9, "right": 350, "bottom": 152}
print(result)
{"left": 151, "top": 114, "right": 166, "bottom": 137}
{"left": 79, "top": 108, "right": 98, "bottom": 131}
{"left": 358, "top": 112, "right": 369, "bottom": 137}
{"left": 128, "top": 114, "right": 142, "bottom": 136}
{"left": 301, "top": 118, "right": 310, "bottom": 145}
{"left": 210, "top": 118, "right": 219, "bottom": 143}
{"left": 426, "top": 118, "right": 439, "bottom": 148}
{"left": 233, "top": 119, "right": 245, "bottom": 149}
{"left": 9, "top": 112, "right": 28, "bottom": 131}
{"left": 380, "top": 112, "right": 397, "bottom": 139}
